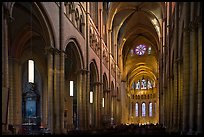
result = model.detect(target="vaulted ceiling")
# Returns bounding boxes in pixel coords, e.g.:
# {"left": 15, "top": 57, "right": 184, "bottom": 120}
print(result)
{"left": 107, "top": 2, "right": 164, "bottom": 86}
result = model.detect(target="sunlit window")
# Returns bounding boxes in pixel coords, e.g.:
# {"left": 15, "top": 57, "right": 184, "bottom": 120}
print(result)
{"left": 136, "top": 80, "right": 140, "bottom": 89}
{"left": 70, "top": 81, "right": 73, "bottom": 96}
{"left": 132, "top": 82, "right": 136, "bottom": 89}
{"left": 148, "top": 47, "right": 151, "bottom": 54}
{"left": 28, "top": 60, "right": 34, "bottom": 83}
{"left": 142, "top": 102, "right": 146, "bottom": 117}
{"left": 134, "top": 44, "right": 147, "bottom": 56}
{"left": 147, "top": 80, "right": 152, "bottom": 89}
{"left": 149, "top": 102, "right": 152, "bottom": 117}
{"left": 135, "top": 103, "right": 139, "bottom": 117}
{"left": 141, "top": 79, "right": 147, "bottom": 89}
{"left": 130, "top": 49, "right": 134, "bottom": 56}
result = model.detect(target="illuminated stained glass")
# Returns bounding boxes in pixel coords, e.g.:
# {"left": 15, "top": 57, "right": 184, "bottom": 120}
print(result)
{"left": 135, "top": 103, "right": 139, "bottom": 117}
{"left": 142, "top": 102, "right": 146, "bottom": 117}
{"left": 135, "top": 44, "right": 147, "bottom": 56}
{"left": 149, "top": 102, "right": 152, "bottom": 117}
{"left": 136, "top": 80, "right": 140, "bottom": 89}
{"left": 141, "top": 79, "right": 147, "bottom": 89}
{"left": 148, "top": 47, "right": 151, "bottom": 54}
{"left": 147, "top": 80, "right": 152, "bottom": 89}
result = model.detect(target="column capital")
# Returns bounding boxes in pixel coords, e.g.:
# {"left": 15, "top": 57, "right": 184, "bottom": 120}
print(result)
{"left": 111, "top": 94, "right": 117, "bottom": 97}
{"left": 189, "top": 21, "right": 198, "bottom": 32}
{"left": 53, "top": 48, "right": 61, "bottom": 55}
{"left": 93, "top": 81, "right": 103, "bottom": 86}
{"left": 175, "top": 57, "right": 183, "bottom": 64}
{"left": 44, "top": 46, "right": 55, "bottom": 54}
{"left": 195, "top": 16, "right": 202, "bottom": 27}
{"left": 108, "top": 29, "right": 112, "bottom": 33}
{"left": 77, "top": 69, "right": 89, "bottom": 74}
{"left": 183, "top": 26, "right": 190, "bottom": 33}
{"left": 104, "top": 89, "right": 111, "bottom": 93}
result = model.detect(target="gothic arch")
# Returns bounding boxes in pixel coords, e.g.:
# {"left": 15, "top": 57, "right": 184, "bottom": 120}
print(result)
{"left": 7, "top": 2, "right": 56, "bottom": 132}
{"left": 64, "top": 38, "right": 84, "bottom": 130}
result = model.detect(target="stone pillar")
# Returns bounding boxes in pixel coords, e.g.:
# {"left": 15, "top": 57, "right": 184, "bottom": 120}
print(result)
{"left": 106, "top": 90, "right": 108, "bottom": 118}
{"left": 188, "top": 15, "right": 197, "bottom": 134}
{"left": 85, "top": 2, "right": 90, "bottom": 130}
{"left": 173, "top": 58, "right": 178, "bottom": 131}
{"left": 2, "top": 7, "right": 10, "bottom": 133}
{"left": 53, "top": 49, "right": 61, "bottom": 134}
{"left": 60, "top": 51, "right": 65, "bottom": 133}
{"left": 182, "top": 2, "right": 190, "bottom": 134}
{"left": 81, "top": 69, "right": 88, "bottom": 130}
{"left": 59, "top": 2, "right": 65, "bottom": 133}
{"left": 92, "top": 82, "right": 98, "bottom": 128}
{"left": 96, "top": 82, "right": 102, "bottom": 128}
{"left": 45, "top": 47, "right": 54, "bottom": 133}
{"left": 132, "top": 101, "right": 135, "bottom": 119}
{"left": 12, "top": 58, "right": 21, "bottom": 134}
{"left": 173, "top": 3, "right": 179, "bottom": 131}
{"left": 121, "top": 81, "right": 127, "bottom": 123}
{"left": 77, "top": 69, "right": 84, "bottom": 130}
{"left": 196, "top": 15, "right": 202, "bottom": 135}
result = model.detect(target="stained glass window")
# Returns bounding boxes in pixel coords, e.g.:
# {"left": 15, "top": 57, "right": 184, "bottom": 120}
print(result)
{"left": 135, "top": 103, "right": 139, "bottom": 117}
{"left": 130, "top": 49, "right": 134, "bottom": 56}
{"left": 148, "top": 47, "right": 151, "bottom": 54}
{"left": 147, "top": 80, "right": 152, "bottom": 89}
{"left": 142, "top": 102, "right": 146, "bottom": 117}
{"left": 135, "top": 44, "right": 147, "bottom": 56}
{"left": 141, "top": 79, "right": 146, "bottom": 89}
{"left": 136, "top": 80, "right": 140, "bottom": 89}
{"left": 149, "top": 102, "right": 152, "bottom": 117}
{"left": 132, "top": 82, "right": 136, "bottom": 89}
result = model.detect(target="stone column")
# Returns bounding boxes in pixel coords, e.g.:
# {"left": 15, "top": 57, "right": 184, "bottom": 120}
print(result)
{"left": 81, "top": 69, "right": 88, "bottom": 130}
{"left": 104, "top": 90, "right": 107, "bottom": 115}
{"left": 77, "top": 69, "right": 84, "bottom": 130}
{"left": 85, "top": 2, "right": 90, "bottom": 130}
{"left": 12, "top": 58, "right": 22, "bottom": 134}
{"left": 182, "top": 2, "right": 190, "bottom": 134}
{"left": 60, "top": 51, "right": 65, "bottom": 133}
{"left": 53, "top": 49, "right": 61, "bottom": 134}
{"left": 2, "top": 7, "right": 10, "bottom": 133}
{"left": 196, "top": 15, "right": 202, "bottom": 135}
{"left": 95, "top": 82, "right": 102, "bottom": 128}
{"left": 173, "top": 3, "right": 179, "bottom": 131}
{"left": 188, "top": 16, "right": 197, "bottom": 134}
{"left": 121, "top": 81, "right": 127, "bottom": 123}
{"left": 45, "top": 47, "right": 54, "bottom": 133}
{"left": 132, "top": 101, "right": 135, "bottom": 119}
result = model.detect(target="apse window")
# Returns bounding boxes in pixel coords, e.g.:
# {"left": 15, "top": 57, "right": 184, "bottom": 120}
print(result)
{"left": 149, "top": 102, "right": 152, "bottom": 117}
{"left": 148, "top": 47, "right": 151, "bottom": 54}
{"left": 135, "top": 44, "right": 147, "bottom": 56}
{"left": 135, "top": 103, "right": 139, "bottom": 117}
{"left": 142, "top": 102, "right": 146, "bottom": 117}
